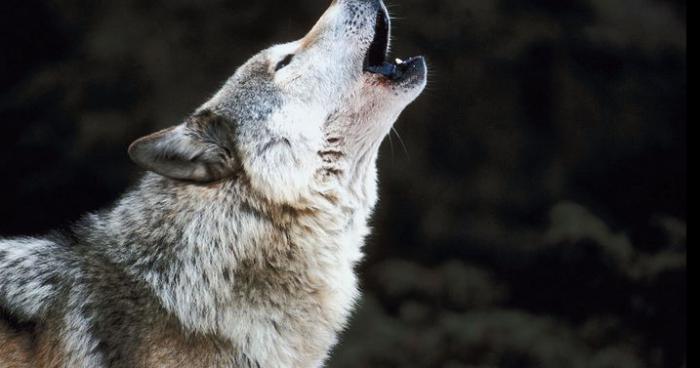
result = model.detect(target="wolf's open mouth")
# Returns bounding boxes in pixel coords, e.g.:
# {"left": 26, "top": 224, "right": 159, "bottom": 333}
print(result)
{"left": 363, "top": 7, "right": 421, "bottom": 81}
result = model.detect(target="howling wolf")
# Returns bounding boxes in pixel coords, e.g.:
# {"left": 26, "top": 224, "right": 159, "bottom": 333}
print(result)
{"left": 0, "top": 0, "right": 427, "bottom": 366}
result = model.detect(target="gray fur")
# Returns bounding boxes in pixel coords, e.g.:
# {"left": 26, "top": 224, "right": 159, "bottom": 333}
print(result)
{"left": 0, "top": 0, "right": 427, "bottom": 367}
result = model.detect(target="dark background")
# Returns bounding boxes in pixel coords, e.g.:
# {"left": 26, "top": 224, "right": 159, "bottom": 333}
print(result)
{"left": 0, "top": 0, "right": 686, "bottom": 367}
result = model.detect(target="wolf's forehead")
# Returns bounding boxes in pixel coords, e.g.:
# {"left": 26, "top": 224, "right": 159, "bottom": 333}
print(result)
{"left": 205, "top": 58, "right": 283, "bottom": 124}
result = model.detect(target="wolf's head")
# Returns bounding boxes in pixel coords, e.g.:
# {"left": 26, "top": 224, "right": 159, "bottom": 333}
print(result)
{"left": 129, "top": 0, "right": 427, "bottom": 207}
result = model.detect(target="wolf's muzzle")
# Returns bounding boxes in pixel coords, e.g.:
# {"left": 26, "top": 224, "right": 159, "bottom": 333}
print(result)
{"left": 361, "top": 0, "right": 426, "bottom": 84}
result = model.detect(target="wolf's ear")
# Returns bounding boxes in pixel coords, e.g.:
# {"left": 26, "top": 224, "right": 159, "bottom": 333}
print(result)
{"left": 128, "top": 113, "right": 237, "bottom": 183}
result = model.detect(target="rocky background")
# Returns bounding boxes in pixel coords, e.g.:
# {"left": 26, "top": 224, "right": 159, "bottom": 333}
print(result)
{"left": 0, "top": 0, "right": 686, "bottom": 367}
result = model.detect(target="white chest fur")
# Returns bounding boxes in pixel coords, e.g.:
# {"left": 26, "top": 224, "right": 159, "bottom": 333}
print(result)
{"left": 121, "top": 183, "right": 371, "bottom": 367}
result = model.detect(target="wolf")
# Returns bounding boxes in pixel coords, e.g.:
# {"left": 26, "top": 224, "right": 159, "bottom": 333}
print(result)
{"left": 0, "top": 0, "right": 426, "bottom": 366}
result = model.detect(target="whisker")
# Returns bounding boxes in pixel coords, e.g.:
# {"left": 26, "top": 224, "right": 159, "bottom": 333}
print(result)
{"left": 387, "top": 128, "right": 396, "bottom": 162}
{"left": 391, "top": 127, "right": 410, "bottom": 159}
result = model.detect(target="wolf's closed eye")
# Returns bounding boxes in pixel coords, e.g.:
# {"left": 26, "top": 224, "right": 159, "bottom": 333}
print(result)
{"left": 275, "top": 54, "right": 295, "bottom": 71}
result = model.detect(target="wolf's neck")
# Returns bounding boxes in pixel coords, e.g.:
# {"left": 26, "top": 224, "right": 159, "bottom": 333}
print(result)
{"left": 99, "top": 173, "right": 372, "bottom": 338}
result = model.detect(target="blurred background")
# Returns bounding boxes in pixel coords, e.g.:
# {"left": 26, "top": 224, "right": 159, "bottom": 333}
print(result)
{"left": 0, "top": 0, "right": 686, "bottom": 367}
